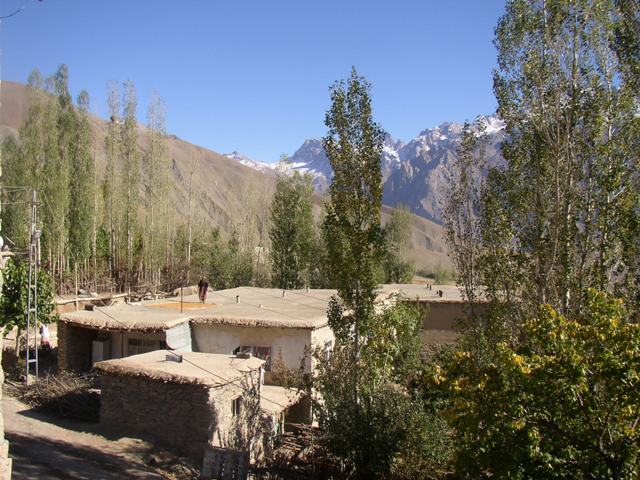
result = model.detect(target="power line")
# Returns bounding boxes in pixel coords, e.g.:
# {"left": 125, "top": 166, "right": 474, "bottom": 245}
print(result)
{"left": 206, "top": 288, "right": 322, "bottom": 324}
{"left": 244, "top": 286, "right": 330, "bottom": 314}
{"left": 86, "top": 303, "right": 291, "bottom": 409}
{"left": 0, "top": 5, "right": 25, "bottom": 20}
{"left": 165, "top": 350, "right": 288, "bottom": 410}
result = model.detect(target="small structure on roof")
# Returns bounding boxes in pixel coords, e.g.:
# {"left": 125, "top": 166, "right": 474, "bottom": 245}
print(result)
{"left": 94, "top": 350, "right": 301, "bottom": 465}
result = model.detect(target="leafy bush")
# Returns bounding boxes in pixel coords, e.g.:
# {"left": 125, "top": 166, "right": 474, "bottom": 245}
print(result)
{"left": 429, "top": 290, "right": 640, "bottom": 479}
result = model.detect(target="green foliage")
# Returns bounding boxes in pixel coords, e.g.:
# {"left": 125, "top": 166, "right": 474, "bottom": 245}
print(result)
{"left": 478, "top": 0, "right": 640, "bottom": 330}
{"left": 0, "top": 136, "right": 29, "bottom": 248}
{"left": 322, "top": 68, "right": 385, "bottom": 339}
{"left": 68, "top": 89, "right": 95, "bottom": 266}
{"left": 316, "top": 69, "right": 451, "bottom": 477}
{"left": 429, "top": 290, "right": 640, "bottom": 479}
{"left": 382, "top": 206, "right": 415, "bottom": 283}
{"left": 315, "top": 301, "right": 451, "bottom": 479}
{"left": 269, "top": 171, "right": 316, "bottom": 289}
{"left": 0, "top": 258, "right": 56, "bottom": 334}
{"left": 208, "top": 229, "right": 253, "bottom": 290}
{"left": 120, "top": 80, "right": 140, "bottom": 280}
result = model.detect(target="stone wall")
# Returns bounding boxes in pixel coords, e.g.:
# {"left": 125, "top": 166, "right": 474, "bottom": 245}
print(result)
{"left": 100, "top": 374, "right": 215, "bottom": 461}
{"left": 0, "top": 335, "right": 11, "bottom": 480}
{"left": 207, "top": 369, "right": 274, "bottom": 461}
{"left": 100, "top": 368, "right": 273, "bottom": 465}
{"left": 57, "top": 321, "right": 98, "bottom": 372}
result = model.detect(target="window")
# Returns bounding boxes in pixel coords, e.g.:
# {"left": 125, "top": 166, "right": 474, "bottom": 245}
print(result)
{"left": 233, "top": 345, "right": 272, "bottom": 371}
{"left": 127, "top": 338, "right": 160, "bottom": 356}
{"left": 324, "top": 340, "right": 333, "bottom": 360}
{"left": 232, "top": 397, "right": 242, "bottom": 417}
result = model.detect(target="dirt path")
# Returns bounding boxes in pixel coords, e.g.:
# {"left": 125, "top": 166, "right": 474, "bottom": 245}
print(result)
{"left": 3, "top": 396, "right": 167, "bottom": 480}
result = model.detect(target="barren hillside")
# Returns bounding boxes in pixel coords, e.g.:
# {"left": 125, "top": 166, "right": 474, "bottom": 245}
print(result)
{"left": 0, "top": 80, "right": 450, "bottom": 272}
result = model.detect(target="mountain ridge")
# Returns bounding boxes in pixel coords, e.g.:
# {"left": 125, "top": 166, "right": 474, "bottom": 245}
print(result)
{"left": 225, "top": 115, "right": 506, "bottom": 224}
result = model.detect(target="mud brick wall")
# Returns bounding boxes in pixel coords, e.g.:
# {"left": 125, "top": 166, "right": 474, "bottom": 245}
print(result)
{"left": 100, "top": 374, "right": 215, "bottom": 461}
{"left": 57, "top": 321, "right": 98, "bottom": 372}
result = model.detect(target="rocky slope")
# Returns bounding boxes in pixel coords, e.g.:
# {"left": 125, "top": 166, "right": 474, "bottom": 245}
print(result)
{"left": 227, "top": 115, "right": 506, "bottom": 224}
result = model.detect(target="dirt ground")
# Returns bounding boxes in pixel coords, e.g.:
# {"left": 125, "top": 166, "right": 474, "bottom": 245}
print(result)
{"left": 3, "top": 395, "right": 196, "bottom": 479}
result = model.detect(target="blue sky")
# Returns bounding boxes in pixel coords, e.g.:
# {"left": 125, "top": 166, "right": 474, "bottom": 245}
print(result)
{"left": 1, "top": 0, "right": 506, "bottom": 162}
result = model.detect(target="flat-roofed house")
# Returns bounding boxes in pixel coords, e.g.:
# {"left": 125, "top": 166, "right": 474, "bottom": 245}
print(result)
{"left": 58, "top": 284, "right": 482, "bottom": 375}
{"left": 94, "top": 350, "right": 300, "bottom": 465}
{"left": 58, "top": 287, "right": 336, "bottom": 382}
{"left": 379, "top": 284, "right": 488, "bottom": 348}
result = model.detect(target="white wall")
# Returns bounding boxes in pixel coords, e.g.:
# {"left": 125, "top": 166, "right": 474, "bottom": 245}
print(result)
{"left": 192, "top": 324, "right": 312, "bottom": 372}
{"left": 310, "top": 325, "right": 335, "bottom": 371}
{"left": 108, "top": 331, "right": 166, "bottom": 359}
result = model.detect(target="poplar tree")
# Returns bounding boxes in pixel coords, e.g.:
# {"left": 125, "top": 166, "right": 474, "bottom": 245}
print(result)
{"left": 68, "top": 89, "right": 95, "bottom": 267}
{"left": 143, "top": 91, "right": 170, "bottom": 288}
{"left": 322, "top": 68, "right": 385, "bottom": 343}
{"left": 103, "top": 80, "right": 122, "bottom": 280}
{"left": 316, "top": 69, "right": 434, "bottom": 478}
{"left": 269, "top": 171, "right": 315, "bottom": 289}
{"left": 478, "top": 0, "right": 640, "bottom": 331}
{"left": 382, "top": 205, "right": 416, "bottom": 283}
{"left": 120, "top": 80, "right": 140, "bottom": 285}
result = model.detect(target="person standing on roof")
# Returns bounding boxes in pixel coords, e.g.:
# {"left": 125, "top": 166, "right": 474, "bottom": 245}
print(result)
{"left": 198, "top": 277, "right": 209, "bottom": 303}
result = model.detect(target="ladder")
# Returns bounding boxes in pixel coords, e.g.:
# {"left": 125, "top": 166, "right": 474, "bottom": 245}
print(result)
{"left": 25, "top": 189, "right": 40, "bottom": 384}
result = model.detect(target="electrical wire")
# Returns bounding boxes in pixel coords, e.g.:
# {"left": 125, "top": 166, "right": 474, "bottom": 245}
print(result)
{"left": 39, "top": 191, "right": 299, "bottom": 409}
{"left": 205, "top": 288, "right": 321, "bottom": 324}
{"left": 165, "top": 350, "right": 288, "bottom": 409}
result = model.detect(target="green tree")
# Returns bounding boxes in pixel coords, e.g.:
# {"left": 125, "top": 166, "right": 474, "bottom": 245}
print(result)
{"left": 43, "top": 64, "right": 74, "bottom": 281}
{"left": 0, "top": 136, "right": 30, "bottom": 249}
{"left": 476, "top": 0, "right": 640, "bottom": 335}
{"left": 382, "top": 205, "right": 415, "bottom": 283}
{"left": 0, "top": 258, "right": 56, "bottom": 349}
{"left": 315, "top": 69, "right": 447, "bottom": 478}
{"left": 103, "top": 80, "right": 123, "bottom": 281}
{"left": 430, "top": 290, "right": 640, "bottom": 479}
{"left": 269, "top": 171, "right": 316, "bottom": 289}
{"left": 322, "top": 68, "right": 385, "bottom": 341}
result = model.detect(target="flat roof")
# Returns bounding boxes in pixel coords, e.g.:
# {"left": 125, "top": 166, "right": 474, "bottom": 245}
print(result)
{"left": 60, "top": 285, "right": 467, "bottom": 332}
{"left": 378, "top": 284, "right": 469, "bottom": 303}
{"left": 94, "top": 350, "right": 265, "bottom": 387}
{"left": 260, "top": 384, "right": 303, "bottom": 416}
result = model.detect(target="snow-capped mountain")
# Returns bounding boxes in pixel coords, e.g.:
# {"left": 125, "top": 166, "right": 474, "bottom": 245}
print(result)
{"left": 224, "top": 151, "right": 277, "bottom": 175}
{"left": 225, "top": 114, "right": 506, "bottom": 224}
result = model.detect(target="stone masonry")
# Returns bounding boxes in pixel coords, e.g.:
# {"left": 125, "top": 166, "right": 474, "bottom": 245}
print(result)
{"left": 57, "top": 321, "right": 98, "bottom": 372}
{"left": 100, "top": 374, "right": 214, "bottom": 461}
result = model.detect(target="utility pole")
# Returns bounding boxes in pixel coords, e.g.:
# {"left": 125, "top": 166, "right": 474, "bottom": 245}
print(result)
{"left": 25, "top": 189, "right": 40, "bottom": 384}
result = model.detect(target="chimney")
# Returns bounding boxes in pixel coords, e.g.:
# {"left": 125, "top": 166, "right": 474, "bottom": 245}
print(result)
{"left": 166, "top": 353, "right": 183, "bottom": 363}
